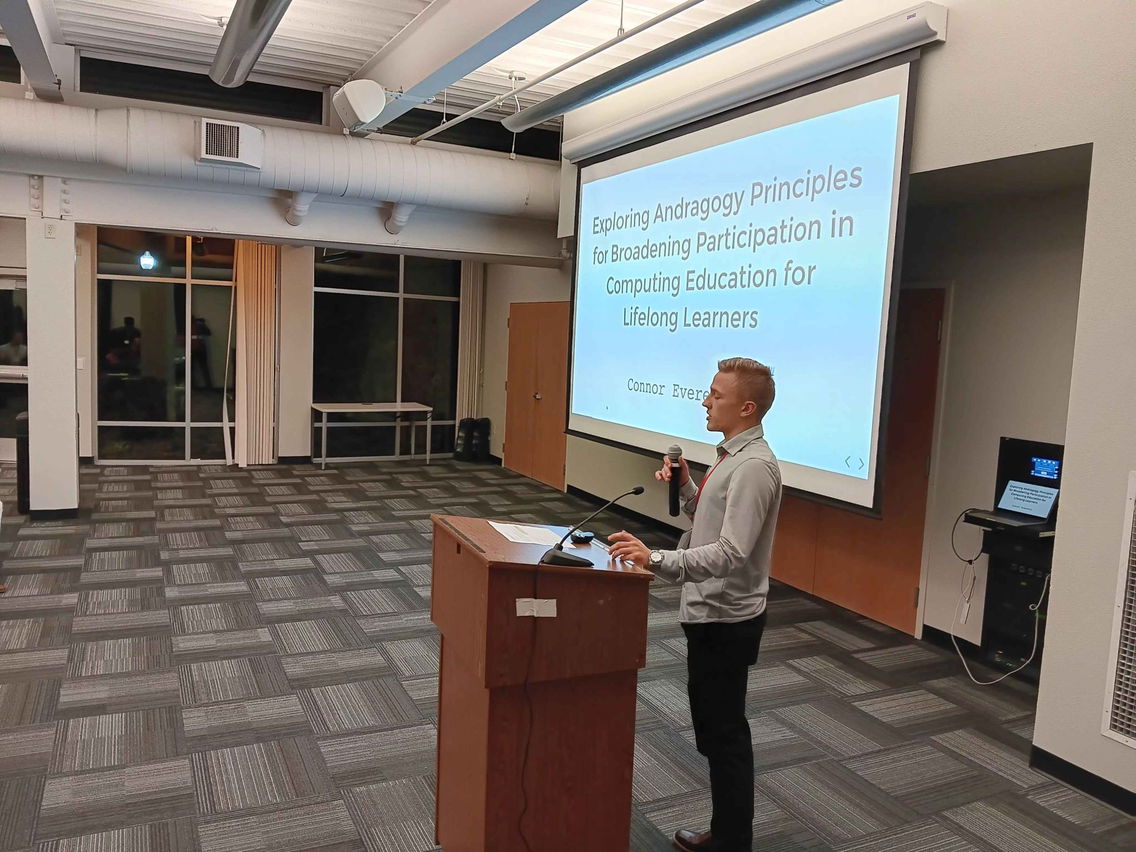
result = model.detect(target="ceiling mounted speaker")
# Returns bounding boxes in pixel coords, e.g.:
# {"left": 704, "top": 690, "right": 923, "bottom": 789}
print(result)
{"left": 333, "top": 80, "right": 387, "bottom": 132}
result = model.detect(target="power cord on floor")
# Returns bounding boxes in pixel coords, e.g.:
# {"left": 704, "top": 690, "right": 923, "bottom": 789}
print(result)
{"left": 949, "top": 507, "right": 1050, "bottom": 686}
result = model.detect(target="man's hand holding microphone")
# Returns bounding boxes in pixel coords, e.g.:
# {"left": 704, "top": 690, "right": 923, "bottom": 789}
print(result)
{"left": 658, "top": 444, "right": 690, "bottom": 513}
{"left": 608, "top": 445, "right": 688, "bottom": 568}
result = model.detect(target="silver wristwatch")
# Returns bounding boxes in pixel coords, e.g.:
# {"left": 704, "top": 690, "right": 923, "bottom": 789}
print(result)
{"left": 649, "top": 550, "right": 664, "bottom": 567}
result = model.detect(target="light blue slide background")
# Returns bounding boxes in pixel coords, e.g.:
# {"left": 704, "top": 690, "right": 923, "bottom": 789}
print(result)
{"left": 572, "top": 95, "right": 902, "bottom": 479}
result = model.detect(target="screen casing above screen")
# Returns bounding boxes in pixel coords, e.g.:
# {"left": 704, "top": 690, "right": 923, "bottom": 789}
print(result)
{"left": 568, "top": 62, "right": 914, "bottom": 510}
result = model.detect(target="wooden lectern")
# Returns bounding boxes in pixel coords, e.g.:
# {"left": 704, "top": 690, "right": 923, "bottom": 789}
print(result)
{"left": 431, "top": 515, "right": 654, "bottom": 851}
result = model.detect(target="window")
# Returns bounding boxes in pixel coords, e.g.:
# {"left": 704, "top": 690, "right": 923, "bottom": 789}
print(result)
{"left": 313, "top": 251, "right": 462, "bottom": 458}
{"left": 0, "top": 276, "right": 27, "bottom": 443}
{"left": 378, "top": 106, "right": 560, "bottom": 162}
{"left": 95, "top": 230, "right": 237, "bottom": 462}
{"left": 0, "top": 280, "right": 27, "bottom": 368}
{"left": 79, "top": 58, "right": 323, "bottom": 125}
{"left": 0, "top": 46, "right": 19, "bottom": 85}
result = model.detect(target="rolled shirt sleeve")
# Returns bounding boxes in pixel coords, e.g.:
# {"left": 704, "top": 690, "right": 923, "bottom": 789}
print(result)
{"left": 680, "top": 477, "right": 699, "bottom": 518}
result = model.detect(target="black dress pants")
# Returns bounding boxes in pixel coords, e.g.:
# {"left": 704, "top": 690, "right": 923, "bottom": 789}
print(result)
{"left": 682, "top": 612, "right": 767, "bottom": 851}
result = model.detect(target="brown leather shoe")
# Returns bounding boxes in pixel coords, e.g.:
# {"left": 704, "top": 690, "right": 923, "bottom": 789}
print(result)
{"left": 673, "top": 829, "right": 714, "bottom": 851}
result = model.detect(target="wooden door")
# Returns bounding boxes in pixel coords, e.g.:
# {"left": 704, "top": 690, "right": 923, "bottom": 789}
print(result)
{"left": 772, "top": 289, "right": 945, "bottom": 634}
{"left": 504, "top": 302, "right": 570, "bottom": 489}
{"left": 504, "top": 303, "right": 539, "bottom": 478}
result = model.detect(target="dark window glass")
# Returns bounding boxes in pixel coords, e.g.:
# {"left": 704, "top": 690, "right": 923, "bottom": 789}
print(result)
{"left": 401, "top": 299, "right": 459, "bottom": 420}
{"left": 312, "top": 292, "right": 399, "bottom": 403}
{"left": 190, "top": 427, "right": 234, "bottom": 460}
{"left": 404, "top": 256, "right": 460, "bottom": 297}
{"left": 0, "top": 286, "right": 28, "bottom": 366}
{"left": 0, "top": 46, "right": 19, "bottom": 84}
{"left": 0, "top": 383, "right": 28, "bottom": 439}
{"left": 379, "top": 107, "right": 560, "bottom": 161}
{"left": 315, "top": 425, "right": 397, "bottom": 459}
{"left": 99, "top": 426, "right": 185, "bottom": 460}
{"left": 97, "top": 279, "right": 186, "bottom": 422}
{"left": 189, "top": 236, "right": 235, "bottom": 281}
{"left": 399, "top": 423, "right": 455, "bottom": 456}
{"left": 79, "top": 57, "right": 323, "bottom": 124}
{"left": 189, "top": 285, "right": 236, "bottom": 423}
{"left": 98, "top": 229, "right": 187, "bottom": 278}
{"left": 314, "top": 249, "right": 399, "bottom": 293}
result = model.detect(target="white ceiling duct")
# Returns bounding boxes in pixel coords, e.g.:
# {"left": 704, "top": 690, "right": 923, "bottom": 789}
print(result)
{"left": 0, "top": 99, "right": 559, "bottom": 222}
{"left": 210, "top": 0, "right": 296, "bottom": 88}
{"left": 503, "top": 0, "right": 842, "bottom": 133}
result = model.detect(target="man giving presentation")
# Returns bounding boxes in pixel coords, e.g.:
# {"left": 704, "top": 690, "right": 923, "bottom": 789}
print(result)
{"left": 608, "top": 356, "right": 783, "bottom": 852}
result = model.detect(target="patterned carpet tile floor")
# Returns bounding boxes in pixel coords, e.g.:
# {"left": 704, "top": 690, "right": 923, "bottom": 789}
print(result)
{"left": 0, "top": 460, "right": 1134, "bottom": 851}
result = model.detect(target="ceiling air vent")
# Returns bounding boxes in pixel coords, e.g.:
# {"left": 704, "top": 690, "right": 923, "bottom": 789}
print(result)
{"left": 197, "top": 118, "right": 264, "bottom": 168}
{"left": 1103, "top": 471, "right": 1136, "bottom": 747}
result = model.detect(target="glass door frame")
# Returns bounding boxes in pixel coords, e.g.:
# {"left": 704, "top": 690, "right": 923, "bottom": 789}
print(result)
{"left": 312, "top": 254, "right": 462, "bottom": 461}
{"left": 94, "top": 233, "right": 236, "bottom": 465}
{"left": 0, "top": 275, "right": 28, "bottom": 463}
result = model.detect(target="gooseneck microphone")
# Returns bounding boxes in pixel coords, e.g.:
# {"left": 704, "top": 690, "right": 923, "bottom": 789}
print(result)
{"left": 667, "top": 445, "right": 683, "bottom": 517}
{"left": 539, "top": 486, "right": 645, "bottom": 568}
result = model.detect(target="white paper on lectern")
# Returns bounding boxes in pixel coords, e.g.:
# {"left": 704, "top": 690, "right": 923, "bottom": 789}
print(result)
{"left": 488, "top": 522, "right": 562, "bottom": 546}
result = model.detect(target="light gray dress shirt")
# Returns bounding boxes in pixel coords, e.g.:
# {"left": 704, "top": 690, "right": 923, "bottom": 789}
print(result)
{"left": 655, "top": 424, "right": 782, "bottom": 623}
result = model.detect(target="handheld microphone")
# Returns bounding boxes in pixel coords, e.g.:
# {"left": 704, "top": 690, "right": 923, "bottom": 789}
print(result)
{"left": 667, "top": 445, "right": 683, "bottom": 517}
{"left": 539, "top": 486, "right": 645, "bottom": 568}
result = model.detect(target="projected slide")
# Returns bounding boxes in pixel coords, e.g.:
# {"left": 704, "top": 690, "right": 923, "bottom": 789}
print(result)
{"left": 570, "top": 66, "right": 911, "bottom": 508}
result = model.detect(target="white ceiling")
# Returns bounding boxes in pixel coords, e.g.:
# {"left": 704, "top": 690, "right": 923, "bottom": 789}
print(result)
{"left": 446, "top": 0, "right": 754, "bottom": 115}
{"left": 45, "top": 0, "right": 756, "bottom": 120}
{"left": 54, "top": 0, "right": 431, "bottom": 85}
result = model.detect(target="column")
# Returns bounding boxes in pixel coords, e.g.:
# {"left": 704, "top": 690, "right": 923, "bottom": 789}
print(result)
{"left": 26, "top": 215, "right": 79, "bottom": 516}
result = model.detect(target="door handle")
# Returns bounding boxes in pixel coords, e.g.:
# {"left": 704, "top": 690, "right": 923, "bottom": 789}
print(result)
{"left": 533, "top": 393, "right": 542, "bottom": 400}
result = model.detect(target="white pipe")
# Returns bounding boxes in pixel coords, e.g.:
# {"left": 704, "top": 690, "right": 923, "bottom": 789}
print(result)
{"left": 0, "top": 99, "right": 560, "bottom": 220}
{"left": 285, "top": 190, "right": 317, "bottom": 226}
{"left": 561, "top": 2, "right": 947, "bottom": 163}
{"left": 504, "top": 0, "right": 842, "bottom": 132}
{"left": 384, "top": 202, "right": 416, "bottom": 234}
{"left": 412, "top": 0, "right": 710, "bottom": 144}
{"left": 210, "top": 0, "right": 294, "bottom": 88}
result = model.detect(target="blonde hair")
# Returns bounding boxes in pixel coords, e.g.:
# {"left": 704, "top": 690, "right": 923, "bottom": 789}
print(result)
{"left": 717, "top": 357, "right": 776, "bottom": 420}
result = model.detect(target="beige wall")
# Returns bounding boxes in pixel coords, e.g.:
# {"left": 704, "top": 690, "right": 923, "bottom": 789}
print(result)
{"left": 559, "top": 0, "right": 1136, "bottom": 789}
{"left": 904, "top": 189, "right": 1087, "bottom": 644}
{"left": 481, "top": 263, "right": 571, "bottom": 459}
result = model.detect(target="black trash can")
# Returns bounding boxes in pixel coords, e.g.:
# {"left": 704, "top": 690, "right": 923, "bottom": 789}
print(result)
{"left": 16, "top": 410, "right": 29, "bottom": 515}
{"left": 454, "top": 418, "right": 476, "bottom": 462}
{"left": 471, "top": 417, "right": 491, "bottom": 463}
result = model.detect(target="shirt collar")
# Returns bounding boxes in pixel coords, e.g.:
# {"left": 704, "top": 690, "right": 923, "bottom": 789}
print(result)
{"left": 717, "top": 423, "right": 765, "bottom": 457}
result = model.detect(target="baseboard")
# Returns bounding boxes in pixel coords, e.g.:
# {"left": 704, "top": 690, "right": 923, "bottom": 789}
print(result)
{"left": 278, "top": 455, "right": 313, "bottom": 465}
{"left": 29, "top": 508, "right": 79, "bottom": 521}
{"left": 566, "top": 485, "right": 684, "bottom": 538}
{"left": 1030, "top": 746, "right": 1136, "bottom": 816}
{"left": 488, "top": 454, "right": 503, "bottom": 466}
